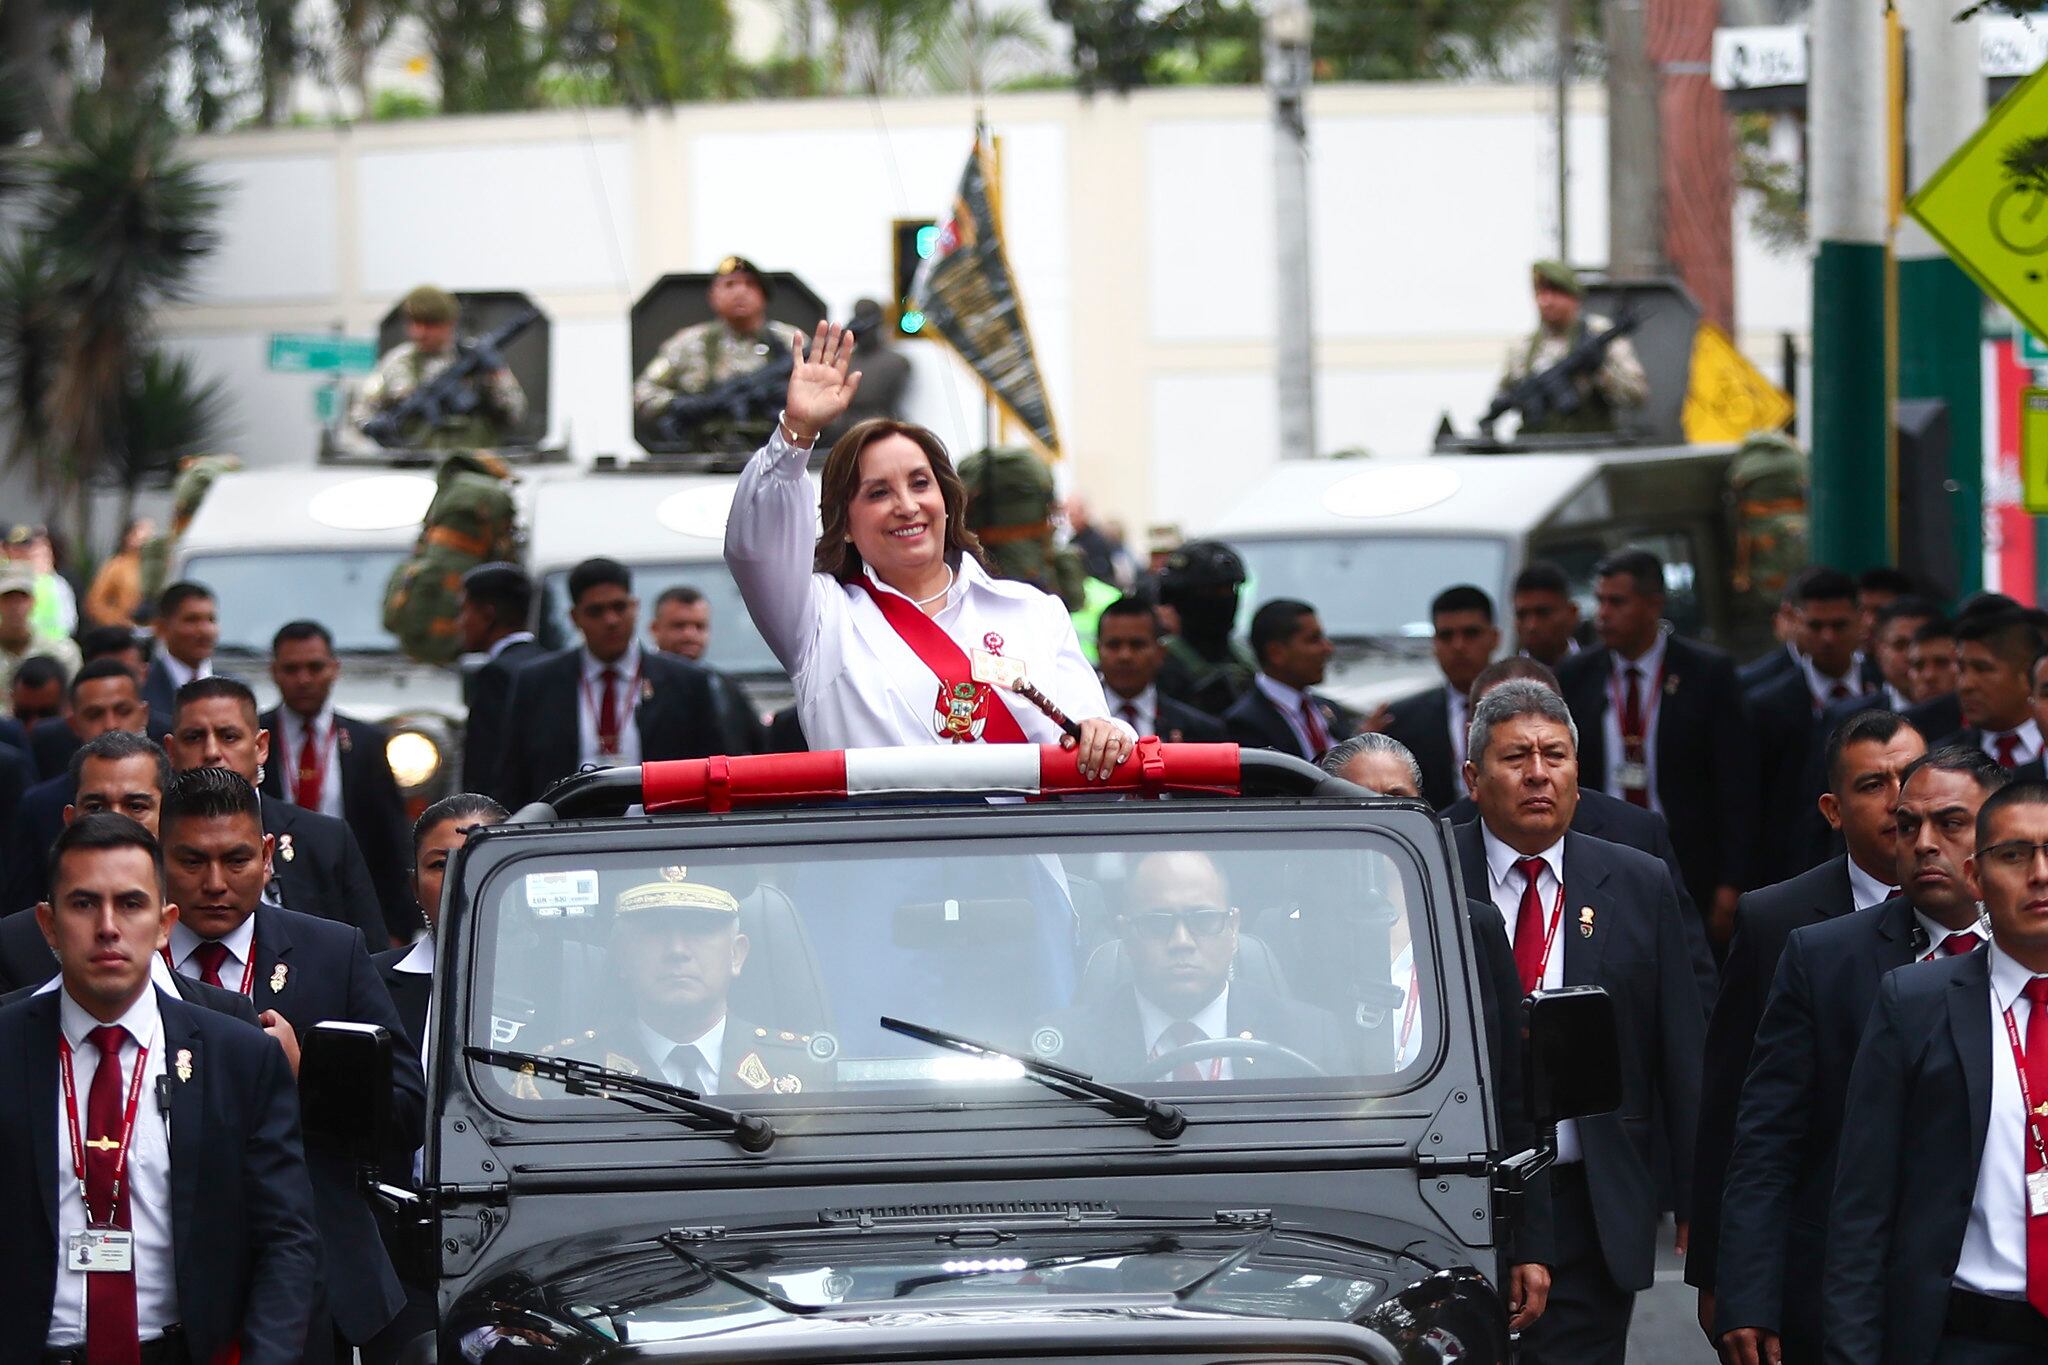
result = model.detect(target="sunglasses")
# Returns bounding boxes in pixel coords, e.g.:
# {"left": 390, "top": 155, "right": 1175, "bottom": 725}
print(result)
{"left": 1124, "top": 908, "right": 1233, "bottom": 941}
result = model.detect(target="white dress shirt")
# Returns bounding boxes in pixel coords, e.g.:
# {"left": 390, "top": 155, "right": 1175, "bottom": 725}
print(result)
{"left": 158, "top": 653, "right": 211, "bottom": 691}
{"left": 1107, "top": 685, "right": 1158, "bottom": 739}
{"left": 1800, "top": 651, "right": 1865, "bottom": 710}
{"left": 1847, "top": 858, "right": 1898, "bottom": 913}
{"left": 1600, "top": 632, "right": 1670, "bottom": 815}
{"left": 273, "top": 703, "right": 344, "bottom": 821}
{"left": 1914, "top": 910, "right": 1989, "bottom": 963}
{"left": 1254, "top": 673, "right": 1327, "bottom": 758}
{"left": 1136, "top": 985, "right": 1234, "bottom": 1081}
{"left": 1481, "top": 823, "right": 1580, "bottom": 1161}
{"left": 1444, "top": 684, "right": 1471, "bottom": 772}
{"left": 726, "top": 429, "right": 1116, "bottom": 751}
{"left": 487, "top": 631, "right": 535, "bottom": 661}
{"left": 1955, "top": 943, "right": 2048, "bottom": 1297}
{"left": 167, "top": 913, "right": 258, "bottom": 994}
{"left": 1979, "top": 718, "right": 2045, "bottom": 769}
{"left": 637, "top": 1016, "right": 727, "bottom": 1094}
{"left": 576, "top": 643, "right": 644, "bottom": 770}
{"left": 48, "top": 987, "right": 178, "bottom": 1348}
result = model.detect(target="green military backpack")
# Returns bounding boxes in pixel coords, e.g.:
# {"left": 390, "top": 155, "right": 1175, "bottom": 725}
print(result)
{"left": 957, "top": 445, "right": 1087, "bottom": 611}
{"left": 1726, "top": 430, "right": 1809, "bottom": 615}
{"left": 382, "top": 452, "right": 520, "bottom": 665}
{"left": 139, "top": 453, "right": 243, "bottom": 608}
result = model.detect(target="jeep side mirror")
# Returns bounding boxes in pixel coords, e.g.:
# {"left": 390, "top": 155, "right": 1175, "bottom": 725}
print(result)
{"left": 1523, "top": 986, "right": 1621, "bottom": 1125}
{"left": 300, "top": 1020, "right": 392, "bottom": 1169}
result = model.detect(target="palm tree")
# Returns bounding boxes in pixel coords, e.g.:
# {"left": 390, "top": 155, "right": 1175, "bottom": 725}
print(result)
{"left": 110, "top": 348, "right": 232, "bottom": 528}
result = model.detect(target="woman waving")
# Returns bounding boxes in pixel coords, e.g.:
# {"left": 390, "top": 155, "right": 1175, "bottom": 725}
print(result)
{"left": 726, "top": 322, "right": 1132, "bottom": 776}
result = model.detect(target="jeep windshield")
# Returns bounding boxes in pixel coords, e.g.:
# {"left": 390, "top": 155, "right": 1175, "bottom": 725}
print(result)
{"left": 465, "top": 821, "right": 1443, "bottom": 1118}
{"left": 1232, "top": 535, "right": 1508, "bottom": 644}
{"left": 184, "top": 549, "right": 409, "bottom": 654}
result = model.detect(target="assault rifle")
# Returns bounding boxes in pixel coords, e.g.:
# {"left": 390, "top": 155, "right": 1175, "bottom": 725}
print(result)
{"left": 362, "top": 307, "right": 540, "bottom": 448}
{"left": 1480, "top": 309, "right": 1642, "bottom": 436}
{"left": 654, "top": 312, "right": 879, "bottom": 446}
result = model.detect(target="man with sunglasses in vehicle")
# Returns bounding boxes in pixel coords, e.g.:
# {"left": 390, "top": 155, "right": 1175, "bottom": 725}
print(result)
{"left": 1038, "top": 850, "right": 1353, "bottom": 1083}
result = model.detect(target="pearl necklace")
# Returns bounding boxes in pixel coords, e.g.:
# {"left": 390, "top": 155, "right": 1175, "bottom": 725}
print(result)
{"left": 905, "top": 565, "right": 954, "bottom": 608}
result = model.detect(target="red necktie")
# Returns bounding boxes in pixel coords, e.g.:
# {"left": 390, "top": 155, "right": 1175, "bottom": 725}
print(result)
{"left": 1120, "top": 702, "right": 1144, "bottom": 735}
{"left": 84, "top": 1025, "right": 139, "bottom": 1365}
{"left": 1299, "top": 699, "right": 1331, "bottom": 761}
{"left": 597, "top": 668, "right": 621, "bottom": 755}
{"left": 1154, "top": 1019, "right": 1209, "bottom": 1084}
{"left": 1828, "top": 682, "right": 1852, "bottom": 703}
{"left": 2025, "top": 977, "right": 2048, "bottom": 1316}
{"left": 1512, "top": 856, "right": 1550, "bottom": 993}
{"left": 1621, "top": 666, "right": 1649, "bottom": 808}
{"left": 1940, "top": 929, "right": 1982, "bottom": 957}
{"left": 295, "top": 721, "right": 322, "bottom": 811}
{"left": 190, "top": 940, "right": 229, "bottom": 989}
{"left": 1997, "top": 733, "right": 2023, "bottom": 768}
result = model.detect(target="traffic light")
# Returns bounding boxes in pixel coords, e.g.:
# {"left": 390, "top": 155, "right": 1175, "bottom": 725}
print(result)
{"left": 890, "top": 218, "right": 940, "bottom": 339}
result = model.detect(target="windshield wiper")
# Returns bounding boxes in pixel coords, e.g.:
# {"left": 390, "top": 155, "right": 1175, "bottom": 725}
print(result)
{"left": 465, "top": 1045, "right": 776, "bottom": 1152}
{"left": 880, "top": 1016, "right": 1187, "bottom": 1139}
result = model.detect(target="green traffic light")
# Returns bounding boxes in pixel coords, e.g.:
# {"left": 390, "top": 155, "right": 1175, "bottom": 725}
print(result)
{"left": 915, "top": 225, "right": 938, "bottom": 259}
{"left": 900, "top": 309, "right": 926, "bottom": 333}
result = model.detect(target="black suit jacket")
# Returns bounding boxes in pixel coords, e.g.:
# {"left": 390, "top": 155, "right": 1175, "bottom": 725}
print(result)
{"left": 1823, "top": 947, "right": 2003, "bottom": 1365}
{"left": 26, "top": 717, "right": 78, "bottom": 780}
{"left": 1740, "top": 643, "right": 1799, "bottom": 693}
{"left": 0, "top": 740, "right": 26, "bottom": 874}
{"left": 1106, "top": 692, "right": 1227, "bottom": 744}
{"left": 767, "top": 705, "right": 806, "bottom": 753}
{"left": 459, "top": 636, "right": 544, "bottom": 798}
{"left": 1463, "top": 897, "right": 1555, "bottom": 1269}
{"left": 1716, "top": 896, "right": 1927, "bottom": 1356}
{"left": 0, "top": 714, "right": 30, "bottom": 772}
{"left": 212, "top": 902, "right": 426, "bottom": 1343}
{"left": 1380, "top": 684, "right": 1462, "bottom": 810}
{"left": 1688, "top": 855, "right": 1859, "bottom": 1297}
{"left": 141, "top": 656, "right": 213, "bottom": 719}
{"left": 706, "top": 665, "right": 769, "bottom": 756}
{"left": 260, "top": 708, "right": 415, "bottom": 943}
{"left": 1453, "top": 822, "right": 1711, "bottom": 1291}
{"left": 1748, "top": 667, "right": 1833, "bottom": 888}
{"left": 3, "top": 772, "right": 72, "bottom": 914}
{"left": 1221, "top": 684, "right": 1351, "bottom": 765}
{"left": 1901, "top": 691, "right": 1962, "bottom": 748}
{"left": 260, "top": 794, "right": 385, "bottom": 946}
{"left": 0, "top": 987, "right": 321, "bottom": 1365}
{"left": 1558, "top": 636, "right": 1757, "bottom": 911}
{"left": 493, "top": 648, "right": 721, "bottom": 809}
{"left": 1042, "top": 978, "right": 1359, "bottom": 1082}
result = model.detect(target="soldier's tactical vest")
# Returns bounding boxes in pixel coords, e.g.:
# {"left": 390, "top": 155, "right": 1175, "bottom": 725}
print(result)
{"left": 959, "top": 446, "right": 1088, "bottom": 610}
{"left": 140, "top": 454, "right": 243, "bottom": 606}
{"left": 1517, "top": 320, "right": 1616, "bottom": 436}
{"left": 1727, "top": 431, "right": 1810, "bottom": 606}
{"left": 1161, "top": 635, "right": 1257, "bottom": 716}
{"left": 382, "top": 452, "right": 520, "bottom": 665}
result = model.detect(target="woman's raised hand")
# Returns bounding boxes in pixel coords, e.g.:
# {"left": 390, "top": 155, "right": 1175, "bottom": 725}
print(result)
{"left": 782, "top": 321, "right": 862, "bottom": 445}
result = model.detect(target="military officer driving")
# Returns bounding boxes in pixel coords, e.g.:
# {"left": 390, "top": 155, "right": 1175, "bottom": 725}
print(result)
{"left": 1495, "top": 260, "right": 1648, "bottom": 436}
{"left": 633, "top": 256, "right": 805, "bottom": 451}
{"left": 350, "top": 285, "right": 528, "bottom": 450}
{"left": 550, "top": 874, "right": 821, "bottom": 1097}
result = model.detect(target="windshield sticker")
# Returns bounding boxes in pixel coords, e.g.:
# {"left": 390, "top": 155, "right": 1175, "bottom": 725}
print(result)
{"left": 524, "top": 870, "right": 600, "bottom": 913}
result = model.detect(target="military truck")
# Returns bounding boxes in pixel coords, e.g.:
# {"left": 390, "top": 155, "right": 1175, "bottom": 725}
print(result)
{"left": 296, "top": 742, "right": 1621, "bottom": 1363}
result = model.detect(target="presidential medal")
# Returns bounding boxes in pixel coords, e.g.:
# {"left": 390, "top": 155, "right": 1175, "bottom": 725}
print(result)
{"left": 1579, "top": 906, "right": 1596, "bottom": 939}
{"left": 277, "top": 833, "right": 295, "bottom": 863}
{"left": 174, "top": 1048, "right": 193, "bottom": 1083}
{"left": 933, "top": 680, "right": 990, "bottom": 743}
{"left": 269, "top": 962, "right": 288, "bottom": 994}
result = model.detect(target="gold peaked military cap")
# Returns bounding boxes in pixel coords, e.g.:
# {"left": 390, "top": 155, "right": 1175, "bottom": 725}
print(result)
{"left": 402, "top": 284, "right": 460, "bottom": 324}
{"left": 614, "top": 871, "right": 741, "bottom": 917}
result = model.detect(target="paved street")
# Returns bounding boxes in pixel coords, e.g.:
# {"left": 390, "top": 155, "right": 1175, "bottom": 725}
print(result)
{"left": 1628, "top": 1218, "right": 1717, "bottom": 1364}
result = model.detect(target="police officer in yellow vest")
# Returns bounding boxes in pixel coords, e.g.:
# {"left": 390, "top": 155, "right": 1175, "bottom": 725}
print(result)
{"left": 634, "top": 257, "right": 805, "bottom": 452}
{"left": 352, "top": 285, "right": 529, "bottom": 450}
{"left": 1496, "top": 260, "right": 1648, "bottom": 436}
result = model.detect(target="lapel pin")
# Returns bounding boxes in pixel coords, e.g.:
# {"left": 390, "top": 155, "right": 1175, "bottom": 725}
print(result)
{"left": 336, "top": 727, "right": 352, "bottom": 754}
{"left": 641, "top": 679, "right": 655, "bottom": 702}
{"left": 1579, "top": 906, "right": 1596, "bottom": 938}
{"left": 1664, "top": 674, "right": 1680, "bottom": 696}
{"left": 277, "top": 833, "right": 295, "bottom": 863}
{"left": 269, "top": 962, "right": 289, "bottom": 994}
{"left": 174, "top": 1048, "right": 193, "bottom": 1083}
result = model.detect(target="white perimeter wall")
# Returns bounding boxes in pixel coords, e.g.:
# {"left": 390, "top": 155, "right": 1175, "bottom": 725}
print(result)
{"left": 154, "top": 84, "right": 1810, "bottom": 538}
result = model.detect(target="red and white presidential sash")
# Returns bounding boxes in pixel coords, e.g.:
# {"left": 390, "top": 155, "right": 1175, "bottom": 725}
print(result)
{"left": 853, "top": 579, "right": 1030, "bottom": 744}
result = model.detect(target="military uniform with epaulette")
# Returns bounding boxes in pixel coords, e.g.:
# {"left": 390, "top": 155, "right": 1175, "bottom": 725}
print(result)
{"left": 533, "top": 1016, "right": 826, "bottom": 1098}
{"left": 351, "top": 285, "right": 529, "bottom": 450}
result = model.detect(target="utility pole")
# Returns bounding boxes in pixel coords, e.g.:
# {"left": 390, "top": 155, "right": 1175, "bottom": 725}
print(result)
{"left": 1809, "top": 0, "right": 1894, "bottom": 573}
{"left": 1898, "top": 0, "right": 1985, "bottom": 594}
{"left": 1605, "top": 0, "right": 1662, "bottom": 277}
{"left": 1265, "top": 0, "right": 1317, "bottom": 460}
{"left": 1554, "top": 0, "right": 1572, "bottom": 259}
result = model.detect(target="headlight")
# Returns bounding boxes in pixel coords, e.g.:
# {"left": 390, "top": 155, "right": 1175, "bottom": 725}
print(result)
{"left": 386, "top": 730, "right": 443, "bottom": 790}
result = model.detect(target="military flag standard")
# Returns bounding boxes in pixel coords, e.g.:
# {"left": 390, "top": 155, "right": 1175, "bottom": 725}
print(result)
{"left": 910, "top": 135, "right": 1062, "bottom": 458}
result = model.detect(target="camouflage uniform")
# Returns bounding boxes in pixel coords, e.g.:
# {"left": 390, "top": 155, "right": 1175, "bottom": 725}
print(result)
{"left": 352, "top": 341, "right": 529, "bottom": 451}
{"left": 1499, "top": 316, "right": 1648, "bottom": 435}
{"left": 634, "top": 319, "right": 804, "bottom": 450}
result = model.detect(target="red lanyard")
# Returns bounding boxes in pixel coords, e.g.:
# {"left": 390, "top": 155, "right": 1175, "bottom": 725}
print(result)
{"left": 1608, "top": 660, "right": 1666, "bottom": 747}
{"left": 579, "top": 663, "right": 641, "bottom": 754}
{"left": 2000, "top": 1002, "right": 2048, "bottom": 1173}
{"left": 161, "top": 940, "right": 257, "bottom": 996}
{"left": 59, "top": 1024, "right": 154, "bottom": 1227}
{"left": 1530, "top": 881, "right": 1566, "bottom": 986}
{"left": 288, "top": 715, "right": 329, "bottom": 806}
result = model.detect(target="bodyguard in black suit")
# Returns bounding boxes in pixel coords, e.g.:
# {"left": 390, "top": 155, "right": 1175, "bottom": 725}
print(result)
{"left": 1454, "top": 679, "right": 1710, "bottom": 1364}
{"left": 1942, "top": 608, "right": 2048, "bottom": 770}
{"left": 0, "top": 814, "right": 320, "bottom": 1365}
{"left": 1380, "top": 584, "right": 1502, "bottom": 810}
{"left": 1824, "top": 779, "right": 2048, "bottom": 1364}
{"left": 159, "top": 766, "right": 425, "bottom": 1361}
{"left": 1094, "top": 596, "right": 1227, "bottom": 743}
{"left": 1222, "top": 599, "right": 1351, "bottom": 763}
{"left": 1739, "top": 639, "right": 1800, "bottom": 693}
{"left": 1557, "top": 548, "right": 1756, "bottom": 942}
{"left": 455, "top": 562, "right": 544, "bottom": 797}
{"left": 1706, "top": 739, "right": 2002, "bottom": 1365}
{"left": 141, "top": 580, "right": 221, "bottom": 719}
{"left": 649, "top": 584, "right": 771, "bottom": 755}
{"left": 259, "top": 619, "right": 416, "bottom": 941}
{"left": 1749, "top": 568, "right": 1870, "bottom": 886}
{"left": 495, "top": 558, "right": 721, "bottom": 809}
{"left": 165, "top": 674, "right": 386, "bottom": 943}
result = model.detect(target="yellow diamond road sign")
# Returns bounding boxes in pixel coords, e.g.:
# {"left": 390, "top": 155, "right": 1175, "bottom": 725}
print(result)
{"left": 1910, "top": 61, "right": 2048, "bottom": 340}
{"left": 1681, "top": 323, "right": 1795, "bottom": 445}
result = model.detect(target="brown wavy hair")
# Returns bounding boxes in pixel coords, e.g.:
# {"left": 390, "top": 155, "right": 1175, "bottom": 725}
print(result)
{"left": 813, "top": 418, "right": 988, "bottom": 582}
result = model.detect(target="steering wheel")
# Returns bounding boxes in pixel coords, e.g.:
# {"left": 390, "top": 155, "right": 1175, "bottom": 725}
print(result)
{"left": 1140, "top": 1037, "right": 1328, "bottom": 1080}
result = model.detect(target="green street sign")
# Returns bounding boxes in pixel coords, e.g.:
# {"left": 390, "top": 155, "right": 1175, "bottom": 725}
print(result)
{"left": 2023, "top": 329, "right": 2048, "bottom": 367}
{"left": 268, "top": 333, "right": 379, "bottom": 374}
{"left": 314, "top": 385, "right": 340, "bottom": 424}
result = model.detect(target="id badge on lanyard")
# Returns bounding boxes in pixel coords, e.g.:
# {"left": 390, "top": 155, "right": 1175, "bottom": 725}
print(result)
{"left": 59, "top": 1024, "right": 155, "bottom": 1271}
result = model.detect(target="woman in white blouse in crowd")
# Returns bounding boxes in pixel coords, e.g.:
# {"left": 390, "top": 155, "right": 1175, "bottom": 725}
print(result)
{"left": 725, "top": 321, "right": 1133, "bottom": 777}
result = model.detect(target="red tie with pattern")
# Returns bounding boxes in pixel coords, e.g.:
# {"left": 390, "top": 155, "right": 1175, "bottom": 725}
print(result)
{"left": 2025, "top": 977, "right": 2048, "bottom": 1317}
{"left": 84, "top": 1025, "right": 138, "bottom": 1365}
{"left": 1940, "top": 929, "right": 1982, "bottom": 957}
{"left": 295, "top": 721, "right": 322, "bottom": 810}
{"left": 1120, "top": 702, "right": 1144, "bottom": 734}
{"left": 597, "top": 668, "right": 621, "bottom": 756}
{"left": 1997, "top": 733, "right": 2023, "bottom": 768}
{"left": 1299, "top": 699, "right": 1331, "bottom": 762}
{"left": 190, "top": 940, "right": 229, "bottom": 989}
{"left": 1155, "top": 1019, "right": 1209, "bottom": 1084}
{"left": 1622, "top": 667, "right": 1649, "bottom": 808}
{"left": 1513, "top": 857, "right": 1550, "bottom": 993}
